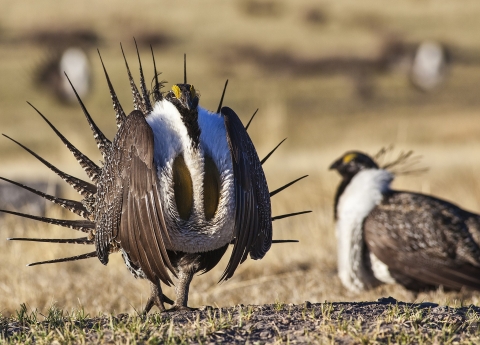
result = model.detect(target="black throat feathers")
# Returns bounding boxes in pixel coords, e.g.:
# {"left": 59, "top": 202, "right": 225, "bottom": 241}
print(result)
{"left": 168, "top": 97, "right": 201, "bottom": 149}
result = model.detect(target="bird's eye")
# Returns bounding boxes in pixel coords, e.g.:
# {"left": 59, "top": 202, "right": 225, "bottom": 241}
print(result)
{"left": 190, "top": 85, "right": 196, "bottom": 98}
{"left": 172, "top": 85, "right": 181, "bottom": 99}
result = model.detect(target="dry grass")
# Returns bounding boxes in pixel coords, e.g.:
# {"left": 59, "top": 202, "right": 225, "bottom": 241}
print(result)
{"left": 2, "top": 301, "right": 480, "bottom": 344}
{"left": 0, "top": 0, "right": 480, "bottom": 323}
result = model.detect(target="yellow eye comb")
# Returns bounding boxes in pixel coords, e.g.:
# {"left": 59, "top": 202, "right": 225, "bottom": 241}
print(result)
{"left": 172, "top": 85, "right": 181, "bottom": 99}
{"left": 343, "top": 153, "right": 357, "bottom": 164}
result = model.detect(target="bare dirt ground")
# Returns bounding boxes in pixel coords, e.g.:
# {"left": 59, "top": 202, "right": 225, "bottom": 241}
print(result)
{"left": 2, "top": 298, "right": 480, "bottom": 344}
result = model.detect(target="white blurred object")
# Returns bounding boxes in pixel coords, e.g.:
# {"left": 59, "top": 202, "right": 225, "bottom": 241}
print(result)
{"left": 59, "top": 47, "right": 91, "bottom": 101}
{"left": 410, "top": 41, "right": 449, "bottom": 92}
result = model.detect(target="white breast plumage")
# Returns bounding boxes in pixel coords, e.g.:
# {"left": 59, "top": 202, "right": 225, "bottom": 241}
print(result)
{"left": 336, "top": 168, "right": 393, "bottom": 292}
{"left": 146, "top": 101, "right": 235, "bottom": 253}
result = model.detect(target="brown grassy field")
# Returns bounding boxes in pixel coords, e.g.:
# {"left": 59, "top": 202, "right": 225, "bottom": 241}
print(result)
{"left": 1, "top": 0, "right": 480, "bottom": 320}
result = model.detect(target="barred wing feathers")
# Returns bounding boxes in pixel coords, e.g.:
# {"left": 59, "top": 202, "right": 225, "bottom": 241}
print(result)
{"left": 95, "top": 110, "right": 175, "bottom": 285}
{"left": 364, "top": 191, "right": 480, "bottom": 290}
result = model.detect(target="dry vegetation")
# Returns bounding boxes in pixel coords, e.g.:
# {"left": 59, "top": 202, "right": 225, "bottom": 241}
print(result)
{"left": 1, "top": 0, "right": 480, "bottom": 342}
{"left": 3, "top": 299, "right": 480, "bottom": 344}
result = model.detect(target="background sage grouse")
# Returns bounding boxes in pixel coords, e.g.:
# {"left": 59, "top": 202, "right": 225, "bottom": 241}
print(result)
{"left": 329, "top": 151, "right": 480, "bottom": 293}
{"left": 0, "top": 44, "right": 309, "bottom": 313}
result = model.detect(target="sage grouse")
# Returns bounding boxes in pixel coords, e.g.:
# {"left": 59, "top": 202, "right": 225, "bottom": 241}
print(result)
{"left": 1, "top": 45, "right": 309, "bottom": 312}
{"left": 35, "top": 47, "right": 91, "bottom": 103}
{"left": 330, "top": 151, "right": 480, "bottom": 293}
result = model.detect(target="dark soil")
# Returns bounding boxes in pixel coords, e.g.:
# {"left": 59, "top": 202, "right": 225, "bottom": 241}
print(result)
{"left": 3, "top": 297, "right": 480, "bottom": 344}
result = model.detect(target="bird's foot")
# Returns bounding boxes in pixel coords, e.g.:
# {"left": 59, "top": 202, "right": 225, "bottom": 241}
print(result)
{"left": 142, "top": 293, "right": 174, "bottom": 315}
{"left": 166, "top": 305, "right": 198, "bottom": 313}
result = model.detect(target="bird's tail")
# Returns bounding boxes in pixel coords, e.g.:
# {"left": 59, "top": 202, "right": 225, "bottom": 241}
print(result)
{"left": 0, "top": 42, "right": 157, "bottom": 266}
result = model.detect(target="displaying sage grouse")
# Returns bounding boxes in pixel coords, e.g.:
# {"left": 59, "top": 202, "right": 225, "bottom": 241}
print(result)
{"left": 1, "top": 45, "right": 309, "bottom": 313}
{"left": 330, "top": 151, "right": 480, "bottom": 293}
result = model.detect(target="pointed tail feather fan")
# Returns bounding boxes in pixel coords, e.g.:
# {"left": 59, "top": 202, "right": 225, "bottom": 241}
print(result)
{"left": 2, "top": 43, "right": 307, "bottom": 272}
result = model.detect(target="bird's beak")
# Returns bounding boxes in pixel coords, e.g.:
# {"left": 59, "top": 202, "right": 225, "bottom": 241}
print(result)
{"left": 180, "top": 90, "right": 194, "bottom": 110}
{"left": 329, "top": 158, "right": 343, "bottom": 171}
{"left": 183, "top": 92, "right": 199, "bottom": 111}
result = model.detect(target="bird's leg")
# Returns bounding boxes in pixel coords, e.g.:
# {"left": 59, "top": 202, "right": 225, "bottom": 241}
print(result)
{"left": 143, "top": 278, "right": 173, "bottom": 315}
{"left": 169, "top": 268, "right": 196, "bottom": 312}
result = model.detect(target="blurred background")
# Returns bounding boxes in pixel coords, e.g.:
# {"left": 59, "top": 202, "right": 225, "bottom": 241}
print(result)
{"left": 1, "top": 0, "right": 480, "bottom": 315}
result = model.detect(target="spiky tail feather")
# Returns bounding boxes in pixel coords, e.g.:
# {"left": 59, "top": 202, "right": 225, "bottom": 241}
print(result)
{"left": 27, "top": 251, "right": 97, "bottom": 267}
{"left": 261, "top": 138, "right": 287, "bottom": 165}
{"left": 0, "top": 177, "right": 90, "bottom": 219}
{"left": 0, "top": 209, "right": 95, "bottom": 232}
{"left": 134, "top": 38, "right": 153, "bottom": 112}
{"left": 8, "top": 237, "right": 93, "bottom": 244}
{"left": 2, "top": 134, "right": 97, "bottom": 197}
{"left": 98, "top": 49, "right": 127, "bottom": 128}
{"left": 64, "top": 73, "right": 112, "bottom": 157}
{"left": 245, "top": 109, "right": 258, "bottom": 131}
{"left": 270, "top": 175, "right": 308, "bottom": 197}
{"left": 217, "top": 80, "right": 228, "bottom": 114}
{"left": 272, "top": 210, "right": 312, "bottom": 222}
{"left": 28, "top": 103, "right": 101, "bottom": 183}
{"left": 120, "top": 43, "right": 145, "bottom": 112}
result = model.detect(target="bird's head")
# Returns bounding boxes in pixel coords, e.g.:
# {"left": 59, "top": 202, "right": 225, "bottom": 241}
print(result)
{"left": 329, "top": 151, "right": 379, "bottom": 179}
{"left": 167, "top": 83, "right": 199, "bottom": 112}
{"left": 166, "top": 83, "right": 201, "bottom": 147}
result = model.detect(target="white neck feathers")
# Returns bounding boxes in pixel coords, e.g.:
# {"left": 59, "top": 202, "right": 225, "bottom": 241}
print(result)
{"left": 146, "top": 100, "right": 191, "bottom": 166}
{"left": 336, "top": 168, "right": 393, "bottom": 292}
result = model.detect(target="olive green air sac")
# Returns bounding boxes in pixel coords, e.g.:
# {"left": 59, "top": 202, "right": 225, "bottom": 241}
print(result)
{"left": 172, "top": 154, "right": 194, "bottom": 221}
{"left": 203, "top": 155, "right": 221, "bottom": 220}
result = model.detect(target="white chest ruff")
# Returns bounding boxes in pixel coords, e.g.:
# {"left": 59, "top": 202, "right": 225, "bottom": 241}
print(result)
{"left": 146, "top": 102, "right": 235, "bottom": 253}
{"left": 336, "top": 169, "right": 393, "bottom": 292}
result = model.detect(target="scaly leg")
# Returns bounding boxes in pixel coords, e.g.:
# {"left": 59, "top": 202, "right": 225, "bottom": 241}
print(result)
{"left": 168, "top": 268, "right": 196, "bottom": 312}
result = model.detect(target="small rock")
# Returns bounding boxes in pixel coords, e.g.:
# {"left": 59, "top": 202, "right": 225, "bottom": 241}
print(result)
{"left": 260, "top": 331, "right": 271, "bottom": 339}
{"left": 419, "top": 302, "right": 439, "bottom": 308}
{"left": 377, "top": 296, "right": 397, "bottom": 304}
{"left": 116, "top": 313, "right": 129, "bottom": 320}
{"left": 304, "top": 301, "right": 312, "bottom": 308}
{"left": 432, "top": 306, "right": 449, "bottom": 313}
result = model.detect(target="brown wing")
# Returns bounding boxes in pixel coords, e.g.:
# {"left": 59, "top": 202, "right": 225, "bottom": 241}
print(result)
{"left": 95, "top": 110, "right": 175, "bottom": 285}
{"left": 220, "top": 106, "right": 272, "bottom": 282}
{"left": 364, "top": 191, "right": 480, "bottom": 290}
